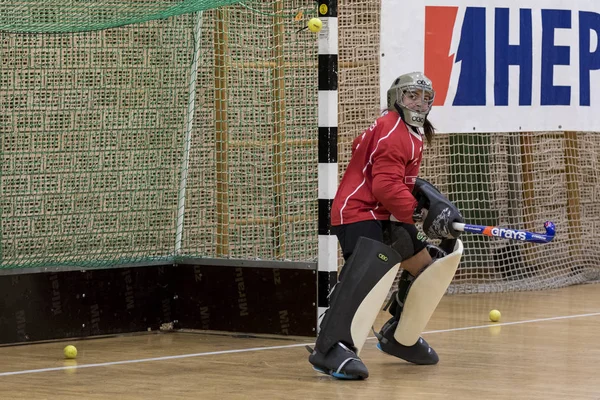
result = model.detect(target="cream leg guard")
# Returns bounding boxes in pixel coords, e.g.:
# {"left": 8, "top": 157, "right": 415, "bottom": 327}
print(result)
{"left": 351, "top": 257, "right": 401, "bottom": 355}
{"left": 376, "top": 239, "right": 463, "bottom": 364}
{"left": 394, "top": 239, "right": 463, "bottom": 346}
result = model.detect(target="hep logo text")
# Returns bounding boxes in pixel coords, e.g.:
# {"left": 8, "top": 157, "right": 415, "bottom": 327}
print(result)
{"left": 425, "top": 6, "right": 600, "bottom": 106}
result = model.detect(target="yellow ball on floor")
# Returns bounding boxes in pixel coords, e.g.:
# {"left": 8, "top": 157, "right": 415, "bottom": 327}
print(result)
{"left": 308, "top": 18, "right": 323, "bottom": 33}
{"left": 489, "top": 309, "right": 501, "bottom": 322}
{"left": 64, "top": 345, "right": 78, "bottom": 359}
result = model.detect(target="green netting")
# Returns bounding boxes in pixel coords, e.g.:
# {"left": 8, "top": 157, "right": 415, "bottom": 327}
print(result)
{"left": 1, "top": 16, "right": 197, "bottom": 268}
{"left": 1, "top": 1, "right": 319, "bottom": 269}
{"left": 0, "top": 0, "right": 242, "bottom": 33}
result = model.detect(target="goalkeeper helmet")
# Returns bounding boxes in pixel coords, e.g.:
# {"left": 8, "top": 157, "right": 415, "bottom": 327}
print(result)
{"left": 387, "top": 72, "right": 435, "bottom": 128}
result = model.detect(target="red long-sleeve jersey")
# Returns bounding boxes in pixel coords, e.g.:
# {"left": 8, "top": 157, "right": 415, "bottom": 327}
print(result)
{"left": 331, "top": 110, "right": 423, "bottom": 226}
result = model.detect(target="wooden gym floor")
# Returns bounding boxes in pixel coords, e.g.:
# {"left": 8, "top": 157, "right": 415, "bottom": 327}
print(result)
{"left": 1, "top": 283, "right": 599, "bottom": 400}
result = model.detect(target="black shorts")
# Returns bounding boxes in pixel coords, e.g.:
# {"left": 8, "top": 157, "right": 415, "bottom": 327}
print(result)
{"left": 331, "top": 220, "right": 428, "bottom": 261}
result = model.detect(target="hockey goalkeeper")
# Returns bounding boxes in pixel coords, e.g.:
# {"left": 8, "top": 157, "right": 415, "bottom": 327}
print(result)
{"left": 308, "top": 72, "right": 464, "bottom": 380}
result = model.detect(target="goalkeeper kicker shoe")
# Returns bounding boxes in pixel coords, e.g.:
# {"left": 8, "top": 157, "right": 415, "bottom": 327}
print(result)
{"left": 307, "top": 342, "right": 369, "bottom": 380}
{"left": 375, "top": 318, "right": 439, "bottom": 365}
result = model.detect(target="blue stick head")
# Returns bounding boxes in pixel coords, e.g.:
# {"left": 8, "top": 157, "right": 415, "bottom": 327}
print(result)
{"left": 544, "top": 221, "right": 556, "bottom": 238}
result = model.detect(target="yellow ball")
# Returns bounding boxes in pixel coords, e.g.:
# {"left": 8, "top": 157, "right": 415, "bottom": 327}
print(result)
{"left": 489, "top": 309, "right": 501, "bottom": 322}
{"left": 308, "top": 18, "right": 323, "bottom": 33}
{"left": 64, "top": 345, "right": 78, "bottom": 359}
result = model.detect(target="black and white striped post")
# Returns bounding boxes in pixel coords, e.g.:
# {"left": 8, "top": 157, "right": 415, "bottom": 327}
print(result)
{"left": 316, "top": 0, "right": 338, "bottom": 327}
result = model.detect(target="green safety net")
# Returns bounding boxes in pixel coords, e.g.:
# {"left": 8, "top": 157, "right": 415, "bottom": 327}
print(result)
{"left": 0, "top": 0, "right": 243, "bottom": 33}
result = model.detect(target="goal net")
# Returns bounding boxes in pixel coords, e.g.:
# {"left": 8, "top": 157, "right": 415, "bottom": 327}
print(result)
{"left": 1, "top": 1, "right": 317, "bottom": 269}
{"left": 1, "top": 0, "right": 599, "bottom": 294}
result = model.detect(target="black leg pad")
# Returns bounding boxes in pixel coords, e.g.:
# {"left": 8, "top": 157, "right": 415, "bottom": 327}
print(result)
{"left": 315, "top": 237, "right": 402, "bottom": 354}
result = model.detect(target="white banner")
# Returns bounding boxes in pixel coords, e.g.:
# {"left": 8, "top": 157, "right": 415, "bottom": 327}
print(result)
{"left": 380, "top": 0, "right": 600, "bottom": 133}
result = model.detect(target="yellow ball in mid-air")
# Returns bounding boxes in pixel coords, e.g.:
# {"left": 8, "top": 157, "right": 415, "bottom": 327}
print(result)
{"left": 489, "top": 309, "right": 501, "bottom": 322}
{"left": 63, "top": 345, "right": 78, "bottom": 359}
{"left": 308, "top": 18, "right": 323, "bottom": 33}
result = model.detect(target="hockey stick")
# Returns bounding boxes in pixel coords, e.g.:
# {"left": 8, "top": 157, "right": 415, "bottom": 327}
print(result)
{"left": 452, "top": 221, "right": 556, "bottom": 244}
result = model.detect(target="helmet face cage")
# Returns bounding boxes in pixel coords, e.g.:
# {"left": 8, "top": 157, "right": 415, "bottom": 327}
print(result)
{"left": 397, "top": 85, "right": 434, "bottom": 114}
{"left": 387, "top": 72, "right": 435, "bottom": 128}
